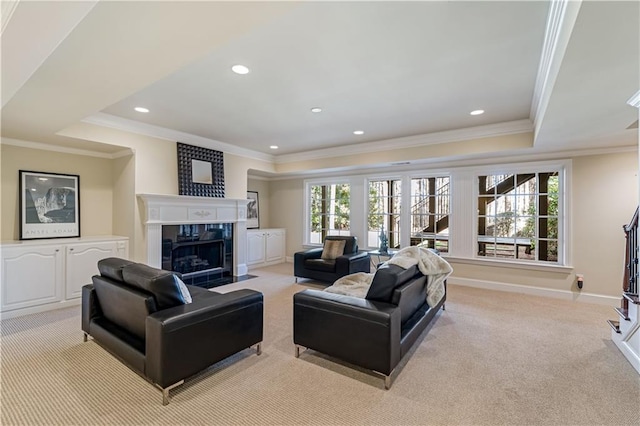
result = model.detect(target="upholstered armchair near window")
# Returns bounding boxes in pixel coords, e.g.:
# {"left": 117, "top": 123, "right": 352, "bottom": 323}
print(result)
{"left": 294, "top": 236, "right": 370, "bottom": 284}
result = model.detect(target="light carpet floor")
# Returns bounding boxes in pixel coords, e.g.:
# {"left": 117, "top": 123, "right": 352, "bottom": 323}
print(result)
{"left": 1, "top": 263, "right": 638, "bottom": 425}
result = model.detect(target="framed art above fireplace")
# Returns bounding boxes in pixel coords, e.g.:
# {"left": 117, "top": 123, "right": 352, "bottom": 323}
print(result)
{"left": 176, "top": 142, "right": 225, "bottom": 197}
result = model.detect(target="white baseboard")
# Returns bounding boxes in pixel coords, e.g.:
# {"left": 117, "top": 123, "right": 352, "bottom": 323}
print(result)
{"left": 247, "top": 259, "right": 287, "bottom": 271}
{"left": 447, "top": 277, "right": 619, "bottom": 306}
{"left": 236, "top": 263, "right": 248, "bottom": 276}
{"left": 0, "top": 299, "right": 81, "bottom": 320}
{"left": 285, "top": 256, "right": 294, "bottom": 263}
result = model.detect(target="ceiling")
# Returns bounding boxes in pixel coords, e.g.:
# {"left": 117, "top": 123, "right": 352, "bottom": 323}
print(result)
{"left": 1, "top": 1, "right": 638, "bottom": 161}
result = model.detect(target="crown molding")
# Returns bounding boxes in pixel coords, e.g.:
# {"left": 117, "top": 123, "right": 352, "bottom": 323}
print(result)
{"left": 531, "top": 0, "right": 569, "bottom": 119}
{"left": 84, "top": 114, "right": 532, "bottom": 166}
{"left": 0, "top": 137, "right": 133, "bottom": 159}
{"left": 247, "top": 174, "right": 271, "bottom": 181}
{"left": 82, "top": 113, "right": 274, "bottom": 163}
{"left": 1, "top": 0, "right": 19, "bottom": 35}
{"left": 111, "top": 148, "right": 136, "bottom": 159}
{"left": 530, "top": 0, "right": 581, "bottom": 128}
{"left": 628, "top": 90, "right": 640, "bottom": 109}
{"left": 275, "top": 119, "right": 533, "bottom": 165}
{"left": 255, "top": 144, "right": 637, "bottom": 182}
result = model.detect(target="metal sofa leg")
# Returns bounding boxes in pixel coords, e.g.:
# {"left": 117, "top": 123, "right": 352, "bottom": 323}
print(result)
{"left": 295, "top": 277, "right": 298, "bottom": 283}
{"left": 256, "top": 342, "right": 262, "bottom": 355}
{"left": 294, "top": 344, "right": 302, "bottom": 358}
{"left": 374, "top": 369, "right": 393, "bottom": 389}
{"left": 159, "top": 380, "right": 184, "bottom": 406}
{"left": 83, "top": 333, "right": 88, "bottom": 342}
{"left": 442, "top": 303, "right": 446, "bottom": 311}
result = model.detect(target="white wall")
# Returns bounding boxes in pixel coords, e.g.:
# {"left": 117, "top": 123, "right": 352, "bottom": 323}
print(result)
{"left": 112, "top": 153, "right": 136, "bottom": 257}
{"left": 0, "top": 143, "right": 114, "bottom": 241}
{"left": 275, "top": 132, "right": 533, "bottom": 174}
{"left": 247, "top": 176, "right": 271, "bottom": 229}
{"left": 5, "top": 120, "right": 636, "bottom": 299}
{"left": 58, "top": 122, "right": 276, "bottom": 262}
{"left": 570, "top": 153, "right": 637, "bottom": 296}
{"left": 269, "top": 178, "right": 303, "bottom": 258}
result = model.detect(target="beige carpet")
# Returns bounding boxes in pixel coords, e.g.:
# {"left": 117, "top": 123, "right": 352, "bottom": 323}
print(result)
{"left": 1, "top": 263, "right": 638, "bottom": 425}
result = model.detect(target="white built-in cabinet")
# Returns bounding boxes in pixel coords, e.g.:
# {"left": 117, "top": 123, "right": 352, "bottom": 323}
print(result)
{"left": 1, "top": 236, "right": 128, "bottom": 318}
{"left": 247, "top": 228, "right": 285, "bottom": 268}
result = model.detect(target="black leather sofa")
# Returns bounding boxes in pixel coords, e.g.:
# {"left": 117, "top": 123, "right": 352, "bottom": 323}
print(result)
{"left": 82, "top": 257, "right": 263, "bottom": 404}
{"left": 293, "top": 262, "right": 445, "bottom": 388}
{"left": 294, "top": 236, "right": 371, "bottom": 283}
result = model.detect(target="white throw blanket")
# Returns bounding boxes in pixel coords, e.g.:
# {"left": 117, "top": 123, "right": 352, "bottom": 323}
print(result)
{"left": 387, "top": 246, "right": 452, "bottom": 306}
{"left": 324, "top": 247, "right": 452, "bottom": 307}
{"left": 324, "top": 272, "right": 375, "bottom": 298}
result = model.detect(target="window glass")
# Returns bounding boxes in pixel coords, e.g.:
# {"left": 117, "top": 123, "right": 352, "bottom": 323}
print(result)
{"left": 410, "top": 176, "right": 451, "bottom": 253}
{"left": 477, "top": 171, "right": 560, "bottom": 262}
{"left": 309, "top": 183, "right": 350, "bottom": 244}
{"left": 368, "top": 179, "right": 402, "bottom": 248}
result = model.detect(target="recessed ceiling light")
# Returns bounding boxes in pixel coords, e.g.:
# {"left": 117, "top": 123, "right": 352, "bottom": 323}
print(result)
{"left": 353, "top": 130, "right": 364, "bottom": 135}
{"left": 470, "top": 109, "right": 485, "bottom": 116}
{"left": 310, "top": 107, "right": 322, "bottom": 113}
{"left": 231, "top": 64, "right": 250, "bottom": 75}
{"left": 134, "top": 107, "right": 149, "bottom": 113}
{"left": 270, "top": 145, "right": 279, "bottom": 150}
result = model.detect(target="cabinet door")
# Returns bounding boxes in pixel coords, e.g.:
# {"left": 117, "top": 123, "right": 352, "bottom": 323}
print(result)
{"left": 265, "top": 230, "right": 285, "bottom": 263}
{"left": 65, "top": 241, "right": 118, "bottom": 299}
{"left": 1, "top": 245, "right": 63, "bottom": 312}
{"left": 115, "top": 240, "right": 129, "bottom": 258}
{"left": 247, "top": 231, "right": 266, "bottom": 266}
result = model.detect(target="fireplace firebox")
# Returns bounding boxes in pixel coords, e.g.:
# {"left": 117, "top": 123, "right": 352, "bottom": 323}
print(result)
{"left": 162, "top": 223, "right": 233, "bottom": 288}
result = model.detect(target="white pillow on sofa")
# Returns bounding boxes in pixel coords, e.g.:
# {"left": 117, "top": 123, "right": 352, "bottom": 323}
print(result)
{"left": 175, "top": 276, "right": 193, "bottom": 304}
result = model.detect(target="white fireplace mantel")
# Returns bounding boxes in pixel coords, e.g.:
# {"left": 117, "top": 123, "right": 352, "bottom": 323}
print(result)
{"left": 138, "top": 193, "right": 248, "bottom": 276}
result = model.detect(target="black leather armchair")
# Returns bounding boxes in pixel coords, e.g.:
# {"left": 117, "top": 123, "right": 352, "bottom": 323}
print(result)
{"left": 294, "top": 236, "right": 370, "bottom": 283}
{"left": 82, "top": 258, "right": 263, "bottom": 404}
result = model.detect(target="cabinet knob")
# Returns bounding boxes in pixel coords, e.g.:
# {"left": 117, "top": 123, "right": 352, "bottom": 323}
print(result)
{"left": 55, "top": 249, "right": 59, "bottom": 252}
{"left": 69, "top": 248, "right": 74, "bottom": 251}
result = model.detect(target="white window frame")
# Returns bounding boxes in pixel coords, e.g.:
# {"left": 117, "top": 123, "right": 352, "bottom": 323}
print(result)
{"left": 469, "top": 160, "right": 570, "bottom": 266}
{"left": 406, "top": 173, "right": 452, "bottom": 253}
{"left": 303, "top": 178, "right": 352, "bottom": 247}
{"left": 365, "top": 176, "right": 404, "bottom": 250}
{"left": 302, "top": 159, "right": 571, "bottom": 271}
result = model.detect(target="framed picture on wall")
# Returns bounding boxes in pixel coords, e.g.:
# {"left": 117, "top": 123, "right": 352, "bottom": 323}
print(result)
{"left": 19, "top": 170, "right": 80, "bottom": 240}
{"left": 246, "top": 191, "right": 259, "bottom": 229}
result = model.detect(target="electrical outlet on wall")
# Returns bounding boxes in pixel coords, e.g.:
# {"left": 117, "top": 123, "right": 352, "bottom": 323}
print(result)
{"left": 576, "top": 274, "right": 584, "bottom": 289}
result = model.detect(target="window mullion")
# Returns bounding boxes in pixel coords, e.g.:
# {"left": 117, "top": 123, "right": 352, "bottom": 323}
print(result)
{"left": 451, "top": 170, "right": 474, "bottom": 258}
